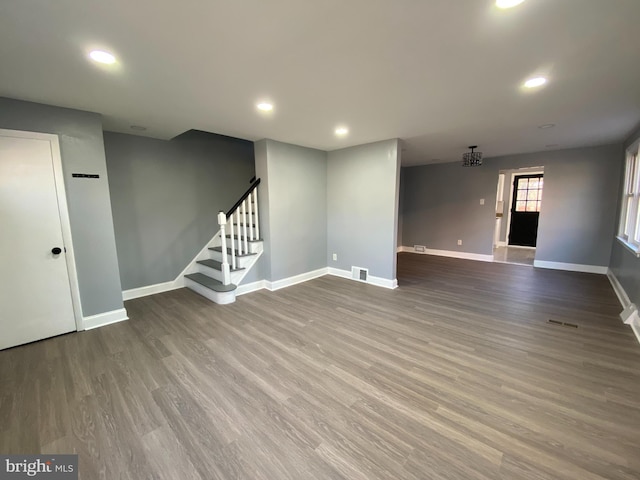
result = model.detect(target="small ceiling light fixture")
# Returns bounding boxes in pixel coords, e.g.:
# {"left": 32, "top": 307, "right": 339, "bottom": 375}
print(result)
{"left": 130, "top": 125, "right": 147, "bottom": 131}
{"left": 462, "top": 145, "right": 483, "bottom": 167}
{"left": 524, "top": 76, "right": 547, "bottom": 88}
{"left": 538, "top": 123, "right": 555, "bottom": 129}
{"left": 89, "top": 50, "right": 116, "bottom": 64}
{"left": 257, "top": 102, "right": 273, "bottom": 112}
{"left": 496, "top": 0, "right": 525, "bottom": 8}
{"left": 335, "top": 127, "right": 349, "bottom": 136}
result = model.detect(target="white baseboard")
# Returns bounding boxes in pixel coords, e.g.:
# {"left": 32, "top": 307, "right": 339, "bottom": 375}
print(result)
{"left": 496, "top": 241, "right": 507, "bottom": 247}
{"left": 629, "top": 316, "right": 640, "bottom": 345}
{"left": 236, "top": 280, "right": 267, "bottom": 296}
{"left": 122, "top": 280, "right": 182, "bottom": 301}
{"left": 83, "top": 308, "right": 128, "bottom": 330}
{"left": 533, "top": 260, "right": 608, "bottom": 274}
{"left": 398, "top": 246, "right": 493, "bottom": 263}
{"left": 327, "top": 267, "right": 398, "bottom": 290}
{"left": 266, "top": 268, "right": 329, "bottom": 291}
{"left": 607, "top": 268, "right": 632, "bottom": 308}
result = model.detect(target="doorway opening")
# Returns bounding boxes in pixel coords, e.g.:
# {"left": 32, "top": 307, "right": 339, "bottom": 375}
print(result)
{"left": 493, "top": 167, "right": 544, "bottom": 266}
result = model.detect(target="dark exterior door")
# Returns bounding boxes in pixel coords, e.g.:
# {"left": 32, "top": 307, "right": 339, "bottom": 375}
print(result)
{"left": 508, "top": 174, "right": 543, "bottom": 247}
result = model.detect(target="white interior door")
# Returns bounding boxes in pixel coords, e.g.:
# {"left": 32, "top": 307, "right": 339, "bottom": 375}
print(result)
{"left": 0, "top": 131, "right": 77, "bottom": 350}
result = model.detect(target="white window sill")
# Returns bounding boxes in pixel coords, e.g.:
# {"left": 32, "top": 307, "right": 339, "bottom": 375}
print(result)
{"left": 616, "top": 236, "right": 640, "bottom": 258}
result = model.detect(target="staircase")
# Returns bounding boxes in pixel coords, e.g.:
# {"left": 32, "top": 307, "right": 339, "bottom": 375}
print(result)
{"left": 183, "top": 179, "right": 263, "bottom": 304}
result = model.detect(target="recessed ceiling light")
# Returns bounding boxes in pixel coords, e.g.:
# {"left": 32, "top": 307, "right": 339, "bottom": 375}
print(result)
{"left": 89, "top": 50, "right": 116, "bottom": 64}
{"left": 335, "top": 127, "right": 349, "bottom": 136}
{"left": 538, "top": 123, "right": 555, "bottom": 129}
{"left": 130, "top": 125, "right": 147, "bottom": 131}
{"left": 257, "top": 102, "right": 273, "bottom": 112}
{"left": 524, "top": 76, "right": 547, "bottom": 88}
{"left": 496, "top": 0, "right": 525, "bottom": 8}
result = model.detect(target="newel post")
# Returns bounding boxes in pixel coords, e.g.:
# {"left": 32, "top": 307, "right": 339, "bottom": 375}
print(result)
{"left": 217, "top": 211, "right": 231, "bottom": 285}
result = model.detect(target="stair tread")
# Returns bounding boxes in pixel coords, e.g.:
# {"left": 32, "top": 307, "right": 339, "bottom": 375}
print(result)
{"left": 197, "top": 259, "right": 245, "bottom": 272}
{"left": 185, "top": 273, "right": 237, "bottom": 292}
{"left": 210, "top": 246, "right": 257, "bottom": 257}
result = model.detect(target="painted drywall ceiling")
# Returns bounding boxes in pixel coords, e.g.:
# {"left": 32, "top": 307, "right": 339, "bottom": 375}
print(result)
{"left": 1, "top": 0, "right": 639, "bottom": 166}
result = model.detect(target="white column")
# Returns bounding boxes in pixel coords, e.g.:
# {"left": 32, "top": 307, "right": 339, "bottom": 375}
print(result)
{"left": 248, "top": 191, "right": 254, "bottom": 241}
{"left": 228, "top": 217, "right": 236, "bottom": 270}
{"left": 236, "top": 209, "right": 242, "bottom": 255}
{"left": 217, "top": 211, "right": 231, "bottom": 285}
{"left": 242, "top": 200, "right": 248, "bottom": 253}
{"left": 253, "top": 187, "right": 260, "bottom": 240}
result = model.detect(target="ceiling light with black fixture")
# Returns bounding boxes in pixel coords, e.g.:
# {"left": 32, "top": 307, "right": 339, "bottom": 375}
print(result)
{"left": 462, "top": 145, "right": 483, "bottom": 167}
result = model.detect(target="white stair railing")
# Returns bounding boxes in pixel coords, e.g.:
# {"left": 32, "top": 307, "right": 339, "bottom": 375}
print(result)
{"left": 216, "top": 180, "right": 260, "bottom": 285}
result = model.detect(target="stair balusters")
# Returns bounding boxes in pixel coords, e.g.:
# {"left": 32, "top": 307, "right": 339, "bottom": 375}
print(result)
{"left": 217, "top": 181, "right": 260, "bottom": 286}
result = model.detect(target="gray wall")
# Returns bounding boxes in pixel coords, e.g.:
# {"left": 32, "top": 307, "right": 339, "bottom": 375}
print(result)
{"left": 253, "top": 139, "right": 327, "bottom": 283}
{"left": 0, "top": 97, "right": 123, "bottom": 316}
{"left": 609, "top": 125, "right": 640, "bottom": 306}
{"left": 104, "top": 131, "right": 254, "bottom": 290}
{"left": 403, "top": 144, "right": 622, "bottom": 267}
{"left": 327, "top": 139, "right": 401, "bottom": 280}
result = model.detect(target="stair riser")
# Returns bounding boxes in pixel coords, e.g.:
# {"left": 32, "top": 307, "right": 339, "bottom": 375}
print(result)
{"left": 197, "top": 263, "right": 224, "bottom": 282}
{"left": 209, "top": 250, "right": 255, "bottom": 268}
{"left": 185, "top": 279, "right": 235, "bottom": 305}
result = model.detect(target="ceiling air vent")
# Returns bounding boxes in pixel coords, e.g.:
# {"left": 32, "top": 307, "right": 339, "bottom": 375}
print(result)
{"left": 351, "top": 266, "right": 368, "bottom": 282}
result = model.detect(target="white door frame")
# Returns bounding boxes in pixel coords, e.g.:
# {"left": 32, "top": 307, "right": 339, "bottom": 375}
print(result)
{"left": 505, "top": 169, "right": 544, "bottom": 248}
{"left": 0, "top": 128, "right": 84, "bottom": 332}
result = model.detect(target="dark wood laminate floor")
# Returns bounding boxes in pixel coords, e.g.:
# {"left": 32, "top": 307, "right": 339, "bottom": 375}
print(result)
{"left": 2, "top": 253, "right": 640, "bottom": 479}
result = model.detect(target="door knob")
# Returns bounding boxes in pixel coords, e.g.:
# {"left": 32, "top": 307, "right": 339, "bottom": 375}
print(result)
{"left": 51, "top": 247, "right": 62, "bottom": 255}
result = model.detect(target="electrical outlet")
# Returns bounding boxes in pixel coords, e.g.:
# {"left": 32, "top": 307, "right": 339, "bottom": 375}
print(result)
{"left": 480, "top": 198, "right": 485, "bottom": 205}
{"left": 457, "top": 239, "right": 463, "bottom": 246}
{"left": 332, "top": 253, "right": 337, "bottom": 261}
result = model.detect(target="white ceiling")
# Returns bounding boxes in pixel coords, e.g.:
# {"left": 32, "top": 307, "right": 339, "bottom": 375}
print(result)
{"left": 1, "top": 0, "right": 639, "bottom": 166}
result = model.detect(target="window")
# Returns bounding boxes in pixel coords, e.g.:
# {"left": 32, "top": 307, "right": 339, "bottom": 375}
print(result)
{"left": 618, "top": 147, "right": 640, "bottom": 256}
{"left": 514, "top": 175, "right": 543, "bottom": 212}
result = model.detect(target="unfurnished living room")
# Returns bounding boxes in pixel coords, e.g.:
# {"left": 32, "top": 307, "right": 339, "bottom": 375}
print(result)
{"left": 1, "top": 1, "right": 640, "bottom": 479}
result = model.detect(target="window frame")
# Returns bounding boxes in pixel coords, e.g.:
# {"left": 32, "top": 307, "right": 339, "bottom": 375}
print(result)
{"left": 618, "top": 142, "right": 640, "bottom": 257}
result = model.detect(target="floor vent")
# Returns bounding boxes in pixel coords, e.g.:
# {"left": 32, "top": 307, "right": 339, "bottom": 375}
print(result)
{"left": 352, "top": 266, "right": 368, "bottom": 282}
{"left": 547, "top": 319, "right": 579, "bottom": 328}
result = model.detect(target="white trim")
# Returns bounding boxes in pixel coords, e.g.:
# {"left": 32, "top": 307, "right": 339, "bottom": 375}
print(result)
{"left": 176, "top": 229, "right": 222, "bottom": 279}
{"left": 185, "top": 280, "right": 236, "bottom": 305}
{"left": 533, "top": 260, "right": 608, "bottom": 274}
{"left": 83, "top": 308, "right": 128, "bottom": 330}
{"left": 629, "top": 317, "right": 640, "bottom": 345}
{"left": 607, "top": 264, "right": 640, "bottom": 345}
{"left": 122, "top": 281, "right": 182, "bottom": 301}
{"left": 398, "top": 246, "right": 493, "bottom": 263}
{"left": 620, "top": 303, "right": 638, "bottom": 324}
{"left": 616, "top": 236, "right": 640, "bottom": 258}
{"left": 327, "top": 267, "right": 398, "bottom": 289}
{"left": 607, "top": 268, "right": 632, "bottom": 308}
{"left": 496, "top": 241, "right": 507, "bottom": 247}
{"left": 266, "top": 268, "right": 329, "bottom": 291}
{"left": 236, "top": 280, "right": 267, "bottom": 296}
{"left": 0, "top": 129, "right": 85, "bottom": 332}
{"left": 505, "top": 169, "right": 544, "bottom": 246}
